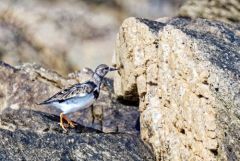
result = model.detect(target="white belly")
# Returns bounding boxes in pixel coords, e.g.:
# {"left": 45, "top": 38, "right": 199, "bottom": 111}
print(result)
{"left": 52, "top": 94, "right": 95, "bottom": 114}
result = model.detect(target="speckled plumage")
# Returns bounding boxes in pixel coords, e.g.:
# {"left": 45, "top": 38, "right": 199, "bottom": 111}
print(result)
{"left": 38, "top": 64, "right": 118, "bottom": 131}
{"left": 39, "top": 81, "right": 98, "bottom": 105}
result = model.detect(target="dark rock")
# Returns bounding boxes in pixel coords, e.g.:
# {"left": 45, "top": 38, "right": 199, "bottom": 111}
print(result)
{"left": 0, "top": 108, "right": 154, "bottom": 161}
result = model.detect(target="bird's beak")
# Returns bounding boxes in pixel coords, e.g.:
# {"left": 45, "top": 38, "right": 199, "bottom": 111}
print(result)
{"left": 109, "top": 67, "right": 119, "bottom": 71}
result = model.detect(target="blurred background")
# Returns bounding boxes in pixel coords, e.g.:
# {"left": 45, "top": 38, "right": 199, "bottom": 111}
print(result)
{"left": 0, "top": 0, "right": 184, "bottom": 75}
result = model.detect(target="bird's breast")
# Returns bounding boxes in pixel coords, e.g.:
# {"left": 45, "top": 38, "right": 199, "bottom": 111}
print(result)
{"left": 52, "top": 94, "right": 96, "bottom": 114}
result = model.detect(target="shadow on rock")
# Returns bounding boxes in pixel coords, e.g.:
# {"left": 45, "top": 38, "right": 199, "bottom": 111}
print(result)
{"left": 1, "top": 108, "right": 101, "bottom": 134}
{"left": 0, "top": 108, "right": 154, "bottom": 161}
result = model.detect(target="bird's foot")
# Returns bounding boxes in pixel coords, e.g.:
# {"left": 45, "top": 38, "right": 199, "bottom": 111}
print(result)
{"left": 62, "top": 115, "right": 77, "bottom": 128}
{"left": 60, "top": 113, "right": 77, "bottom": 130}
{"left": 67, "top": 120, "right": 77, "bottom": 128}
{"left": 59, "top": 122, "right": 68, "bottom": 131}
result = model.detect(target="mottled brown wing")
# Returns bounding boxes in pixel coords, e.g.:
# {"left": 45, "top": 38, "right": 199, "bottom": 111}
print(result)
{"left": 39, "top": 81, "right": 96, "bottom": 104}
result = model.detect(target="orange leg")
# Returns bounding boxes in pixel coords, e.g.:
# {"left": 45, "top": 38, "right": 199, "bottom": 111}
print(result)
{"left": 60, "top": 113, "right": 67, "bottom": 131}
{"left": 62, "top": 114, "right": 77, "bottom": 128}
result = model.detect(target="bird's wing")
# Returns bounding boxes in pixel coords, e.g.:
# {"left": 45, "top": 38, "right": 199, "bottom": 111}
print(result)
{"left": 39, "top": 81, "right": 96, "bottom": 104}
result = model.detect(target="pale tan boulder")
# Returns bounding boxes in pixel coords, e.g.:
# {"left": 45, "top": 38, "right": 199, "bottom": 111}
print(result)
{"left": 114, "top": 17, "right": 240, "bottom": 161}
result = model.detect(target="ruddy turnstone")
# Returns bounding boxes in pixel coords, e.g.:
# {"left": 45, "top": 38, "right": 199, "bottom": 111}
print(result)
{"left": 38, "top": 64, "right": 118, "bottom": 131}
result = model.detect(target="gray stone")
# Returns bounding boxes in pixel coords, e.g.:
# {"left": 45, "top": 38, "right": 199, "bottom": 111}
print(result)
{"left": 0, "top": 108, "right": 154, "bottom": 161}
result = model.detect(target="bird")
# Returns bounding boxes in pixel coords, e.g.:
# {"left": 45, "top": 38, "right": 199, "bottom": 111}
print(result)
{"left": 38, "top": 64, "right": 118, "bottom": 131}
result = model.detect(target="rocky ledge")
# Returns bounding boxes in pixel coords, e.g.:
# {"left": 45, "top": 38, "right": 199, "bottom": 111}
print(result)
{"left": 0, "top": 61, "right": 154, "bottom": 160}
{"left": 0, "top": 108, "right": 154, "bottom": 161}
{"left": 113, "top": 17, "right": 240, "bottom": 160}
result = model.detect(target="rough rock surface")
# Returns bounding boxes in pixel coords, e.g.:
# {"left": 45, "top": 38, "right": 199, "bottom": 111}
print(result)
{"left": 178, "top": 0, "right": 240, "bottom": 24}
{"left": 0, "top": 108, "right": 154, "bottom": 161}
{"left": 113, "top": 17, "right": 240, "bottom": 160}
{"left": 0, "top": 61, "right": 139, "bottom": 134}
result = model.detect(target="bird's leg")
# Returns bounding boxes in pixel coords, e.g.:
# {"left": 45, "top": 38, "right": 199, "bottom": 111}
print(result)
{"left": 60, "top": 113, "right": 67, "bottom": 131}
{"left": 62, "top": 115, "right": 77, "bottom": 128}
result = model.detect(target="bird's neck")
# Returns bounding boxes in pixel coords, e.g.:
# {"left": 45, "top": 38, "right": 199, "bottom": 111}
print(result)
{"left": 91, "top": 73, "right": 104, "bottom": 87}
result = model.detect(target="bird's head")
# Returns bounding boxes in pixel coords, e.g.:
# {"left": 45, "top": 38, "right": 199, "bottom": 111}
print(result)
{"left": 94, "top": 64, "right": 118, "bottom": 78}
